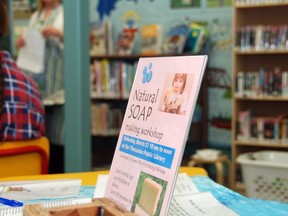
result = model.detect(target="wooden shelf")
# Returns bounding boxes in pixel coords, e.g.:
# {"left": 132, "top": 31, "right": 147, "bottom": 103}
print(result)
{"left": 90, "top": 53, "right": 179, "bottom": 60}
{"left": 234, "top": 48, "right": 288, "bottom": 55}
{"left": 91, "top": 130, "right": 120, "bottom": 137}
{"left": 90, "top": 95, "right": 129, "bottom": 101}
{"left": 232, "top": 2, "right": 288, "bottom": 190}
{"left": 235, "top": 2, "right": 288, "bottom": 8}
{"left": 234, "top": 140, "right": 288, "bottom": 148}
{"left": 91, "top": 54, "right": 141, "bottom": 60}
{"left": 234, "top": 95, "right": 288, "bottom": 101}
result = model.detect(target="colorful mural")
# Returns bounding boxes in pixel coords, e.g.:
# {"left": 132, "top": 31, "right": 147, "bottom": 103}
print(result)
{"left": 96, "top": 0, "right": 155, "bottom": 20}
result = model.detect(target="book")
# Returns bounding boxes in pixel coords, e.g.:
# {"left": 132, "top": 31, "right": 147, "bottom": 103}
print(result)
{"left": 236, "top": 24, "right": 288, "bottom": 51}
{"left": 184, "top": 22, "right": 208, "bottom": 54}
{"left": 162, "top": 24, "right": 190, "bottom": 54}
{"left": 235, "top": 67, "right": 288, "bottom": 98}
{"left": 237, "top": 110, "right": 251, "bottom": 140}
{"left": 115, "top": 27, "right": 138, "bottom": 55}
{"left": 90, "top": 22, "right": 107, "bottom": 56}
{"left": 282, "top": 71, "right": 288, "bottom": 96}
{"left": 90, "top": 60, "right": 137, "bottom": 98}
{"left": 140, "top": 24, "right": 163, "bottom": 55}
{"left": 89, "top": 21, "right": 113, "bottom": 56}
{"left": 104, "top": 55, "right": 208, "bottom": 215}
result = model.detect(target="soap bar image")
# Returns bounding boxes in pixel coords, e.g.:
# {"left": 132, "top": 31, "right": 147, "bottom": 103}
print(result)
{"left": 137, "top": 178, "right": 163, "bottom": 215}
{"left": 131, "top": 172, "right": 167, "bottom": 216}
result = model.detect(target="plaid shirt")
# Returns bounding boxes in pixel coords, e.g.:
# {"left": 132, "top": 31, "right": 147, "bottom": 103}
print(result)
{"left": 0, "top": 51, "right": 45, "bottom": 141}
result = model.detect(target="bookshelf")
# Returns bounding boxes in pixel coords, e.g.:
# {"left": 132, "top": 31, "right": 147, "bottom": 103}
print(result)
{"left": 90, "top": 54, "right": 208, "bottom": 168}
{"left": 232, "top": 1, "right": 288, "bottom": 190}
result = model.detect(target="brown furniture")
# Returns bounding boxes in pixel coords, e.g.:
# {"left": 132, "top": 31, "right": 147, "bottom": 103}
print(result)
{"left": 232, "top": 1, "right": 288, "bottom": 191}
{"left": 187, "top": 154, "right": 232, "bottom": 188}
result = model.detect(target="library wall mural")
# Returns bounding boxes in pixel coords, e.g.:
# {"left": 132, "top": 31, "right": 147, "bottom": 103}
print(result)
{"left": 90, "top": 0, "right": 233, "bottom": 148}
{"left": 96, "top": 0, "right": 155, "bottom": 20}
{"left": 170, "top": 0, "right": 201, "bottom": 8}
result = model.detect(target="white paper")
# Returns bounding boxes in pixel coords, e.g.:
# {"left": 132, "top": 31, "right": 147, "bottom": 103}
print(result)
{"left": 0, "top": 179, "right": 81, "bottom": 200}
{"left": 0, "top": 198, "right": 92, "bottom": 216}
{"left": 169, "top": 192, "right": 238, "bottom": 216}
{"left": 173, "top": 173, "right": 199, "bottom": 196}
{"left": 16, "top": 28, "right": 45, "bottom": 74}
{"left": 93, "top": 174, "right": 109, "bottom": 198}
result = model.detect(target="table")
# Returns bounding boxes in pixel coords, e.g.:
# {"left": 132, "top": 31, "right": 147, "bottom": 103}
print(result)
{"left": 1, "top": 167, "right": 288, "bottom": 215}
{"left": 0, "top": 167, "right": 207, "bottom": 185}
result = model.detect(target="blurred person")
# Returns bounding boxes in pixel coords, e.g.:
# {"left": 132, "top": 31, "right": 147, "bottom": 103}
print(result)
{"left": 0, "top": 0, "right": 45, "bottom": 141}
{"left": 16, "top": 0, "right": 65, "bottom": 174}
{"left": 16, "top": 0, "right": 63, "bottom": 49}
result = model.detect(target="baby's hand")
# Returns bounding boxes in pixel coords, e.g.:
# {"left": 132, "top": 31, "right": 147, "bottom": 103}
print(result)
{"left": 165, "top": 93, "right": 176, "bottom": 106}
{"left": 174, "top": 94, "right": 184, "bottom": 107}
{"left": 164, "top": 94, "right": 179, "bottom": 112}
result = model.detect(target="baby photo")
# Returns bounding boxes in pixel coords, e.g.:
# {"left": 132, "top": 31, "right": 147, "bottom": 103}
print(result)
{"left": 159, "top": 73, "right": 193, "bottom": 115}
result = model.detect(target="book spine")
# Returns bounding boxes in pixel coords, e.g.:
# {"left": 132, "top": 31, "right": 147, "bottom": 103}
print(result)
{"left": 258, "top": 67, "right": 265, "bottom": 96}
{"left": 251, "top": 72, "right": 259, "bottom": 96}
{"left": 237, "top": 24, "right": 288, "bottom": 51}
{"left": 257, "top": 117, "right": 264, "bottom": 141}
{"left": 237, "top": 110, "right": 251, "bottom": 140}
{"left": 236, "top": 72, "right": 244, "bottom": 96}
{"left": 282, "top": 71, "right": 288, "bottom": 97}
{"left": 250, "top": 117, "right": 258, "bottom": 140}
{"left": 272, "top": 67, "right": 282, "bottom": 96}
{"left": 281, "top": 119, "right": 288, "bottom": 144}
{"left": 119, "top": 61, "right": 123, "bottom": 98}
{"left": 274, "top": 118, "right": 280, "bottom": 141}
{"left": 264, "top": 118, "right": 274, "bottom": 140}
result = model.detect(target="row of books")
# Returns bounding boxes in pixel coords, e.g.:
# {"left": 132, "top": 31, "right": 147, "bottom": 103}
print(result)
{"left": 236, "top": 25, "right": 288, "bottom": 51}
{"left": 90, "top": 103, "right": 124, "bottom": 136}
{"left": 235, "top": 0, "right": 288, "bottom": 5}
{"left": 235, "top": 68, "right": 288, "bottom": 97}
{"left": 90, "top": 59, "right": 137, "bottom": 98}
{"left": 237, "top": 110, "right": 288, "bottom": 143}
{"left": 90, "top": 21, "right": 208, "bottom": 56}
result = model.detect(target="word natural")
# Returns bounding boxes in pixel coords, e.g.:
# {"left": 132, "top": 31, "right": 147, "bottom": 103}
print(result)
{"left": 128, "top": 88, "right": 159, "bottom": 121}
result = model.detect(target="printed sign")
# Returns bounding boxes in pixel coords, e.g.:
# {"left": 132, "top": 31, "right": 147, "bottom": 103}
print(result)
{"left": 105, "top": 55, "right": 208, "bottom": 216}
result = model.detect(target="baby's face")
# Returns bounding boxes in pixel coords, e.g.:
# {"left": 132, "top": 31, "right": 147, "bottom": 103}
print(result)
{"left": 172, "top": 77, "right": 184, "bottom": 93}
